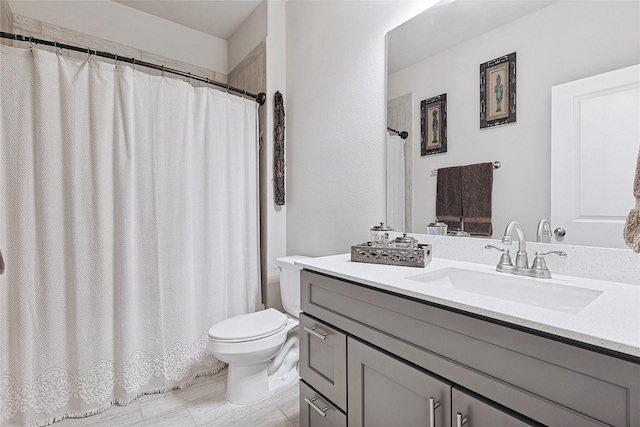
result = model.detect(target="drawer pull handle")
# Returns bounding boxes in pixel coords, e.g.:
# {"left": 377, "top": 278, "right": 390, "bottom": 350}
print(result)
{"left": 456, "top": 413, "right": 468, "bottom": 427}
{"left": 429, "top": 398, "right": 441, "bottom": 427}
{"left": 305, "top": 396, "right": 328, "bottom": 417}
{"left": 304, "top": 326, "right": 328, "bottom": 340}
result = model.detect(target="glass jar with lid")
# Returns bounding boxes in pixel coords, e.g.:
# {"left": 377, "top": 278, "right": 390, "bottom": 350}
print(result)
{"left": 370, "top": 222, "right": 393, "bottom": 247}
{"left": 392, "top": 233, "right": 418, "bottom": 249}
{"left": 426, "top": 221, "right": 448, "bottom": 236}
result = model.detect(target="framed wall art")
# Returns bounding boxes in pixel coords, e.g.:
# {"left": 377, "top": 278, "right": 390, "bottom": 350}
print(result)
{"left": 480, "top": 52, "right": 516, "bottom": 128}
{"left": 420, "top": 94, "right": 447, "bottom": 156}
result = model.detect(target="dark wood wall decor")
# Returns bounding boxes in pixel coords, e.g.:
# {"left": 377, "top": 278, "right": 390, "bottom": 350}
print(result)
{"left": 274, "top": 91, "right": 285, "bottom": 205}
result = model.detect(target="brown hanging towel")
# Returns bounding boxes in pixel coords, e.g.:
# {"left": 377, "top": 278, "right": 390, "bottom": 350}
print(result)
{"left": 436, "top": 166, "right": 463, "bottom": 230}
{"left": 462, "top": 162, "right": 494, "bottom": 236}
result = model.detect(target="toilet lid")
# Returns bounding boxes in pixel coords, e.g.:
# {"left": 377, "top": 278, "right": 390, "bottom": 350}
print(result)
{"left": 208, "top": 308, "right": 288, "bottom": 342}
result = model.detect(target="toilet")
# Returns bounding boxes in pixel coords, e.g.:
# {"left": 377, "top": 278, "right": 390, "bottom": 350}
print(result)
{"left": 207, "top": 255, "right": 309, "bottom": 405}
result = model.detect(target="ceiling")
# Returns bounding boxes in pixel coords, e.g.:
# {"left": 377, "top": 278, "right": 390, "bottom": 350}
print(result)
{"left": 112, "top": 0, "right": 262, "bottom": 40}
{"left": 387, "top": 0, "right": 556, "bottom": 74}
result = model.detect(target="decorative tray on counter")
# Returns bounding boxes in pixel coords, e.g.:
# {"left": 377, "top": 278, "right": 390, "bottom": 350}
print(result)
{"left": 350, "top": 242, "right": 431, "bottom": 268}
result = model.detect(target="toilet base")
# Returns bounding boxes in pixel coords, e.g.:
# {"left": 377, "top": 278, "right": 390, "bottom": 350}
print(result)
{"left": 225, "top": 338, "right": 299, "bottom": 405}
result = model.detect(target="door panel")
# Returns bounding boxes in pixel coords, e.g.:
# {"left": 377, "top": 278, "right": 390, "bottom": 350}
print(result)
{"left": 551, "top": 64, "right": 640, "bottom": 248}
{"left": 452, "top": 386, "right": 540, "bottom": 427}
{"left": 348, "top": 337, "right": 452, "bottom": 427}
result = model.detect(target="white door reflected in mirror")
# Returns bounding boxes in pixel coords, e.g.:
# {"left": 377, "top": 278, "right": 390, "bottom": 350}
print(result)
{"left": 551, "top": 64, "right": 640, "bottom": 249}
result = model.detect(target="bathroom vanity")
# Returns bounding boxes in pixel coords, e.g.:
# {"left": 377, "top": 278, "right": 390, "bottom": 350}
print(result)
{"left": 297, "top": 255, "right": 640, "bottom": 427}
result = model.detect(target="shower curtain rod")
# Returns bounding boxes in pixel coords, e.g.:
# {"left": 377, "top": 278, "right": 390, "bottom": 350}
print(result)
{"left": 0, "top": 31, "right": 267, "bottom": 105}
{"left": 387, "top": 127, "right": 408, "bottom": 139}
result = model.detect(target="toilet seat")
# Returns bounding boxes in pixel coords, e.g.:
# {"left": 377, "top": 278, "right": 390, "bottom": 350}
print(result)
{"left": 208, "top": 308, "right": 288, "bottom": 343}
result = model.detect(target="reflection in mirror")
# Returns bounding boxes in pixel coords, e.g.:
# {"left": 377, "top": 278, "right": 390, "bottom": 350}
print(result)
{"left": 386, "top": 0, "right": 640, "bottom": 248}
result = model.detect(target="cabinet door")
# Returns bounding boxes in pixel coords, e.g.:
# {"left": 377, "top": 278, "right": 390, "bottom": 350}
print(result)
{"left": 299, "top": 313, "right": 348, "bottom": 411}
{"left": 300, "top": 380, "right": 347, "bottom": 427}
{"left": 348, "top": 337, "right": 452, "bottom": 427}
{"left": 452, "top": 386, "right": 541, "bottom": 427}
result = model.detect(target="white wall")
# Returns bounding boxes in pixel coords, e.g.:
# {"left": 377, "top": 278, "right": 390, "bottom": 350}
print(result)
{"left": 285, "top": 0, "right": 430, "bottom": 257}
{"left": 0, "top": 0, "right": 12, "bottom": 32}
{"left": 229, "top": 0, "right": 267, "bottom": 72}
{"left": 7, "top": 0, "right": 228, "bottom": 73}
{"left": 388, "top": 1, "right": 640, "bottom": 239}
{"left": 264, "top": 1, "right": 288, "bottom": 282}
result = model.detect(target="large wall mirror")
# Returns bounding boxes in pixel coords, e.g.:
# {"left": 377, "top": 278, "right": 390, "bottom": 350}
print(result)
{"left": 386, "top": 0, "right": 640, "bottom": 249}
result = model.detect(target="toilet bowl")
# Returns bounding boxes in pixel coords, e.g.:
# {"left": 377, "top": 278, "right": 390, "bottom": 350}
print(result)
{"left": 208, "top": 255, "right": 309, "bottom": 405}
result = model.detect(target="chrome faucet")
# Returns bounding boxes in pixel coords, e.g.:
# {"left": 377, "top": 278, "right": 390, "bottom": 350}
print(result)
{"left": 485, "top": 220, "right": 567, "bottom": 279}
{"left": 502, "top": 221, "right": 528, "bottom": 269}
{"left": 536, "top": 219, "right": 552, "bottom": 243}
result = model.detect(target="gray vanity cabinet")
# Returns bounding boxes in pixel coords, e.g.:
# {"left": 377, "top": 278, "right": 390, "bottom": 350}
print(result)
{"left": 347, "top": 337, "right": 539, "bottom": 427}
{"left": 299, "top": 269, "right": 640, "bottom": 427}
{"left": 299, "top": 313, "right": 347, "bottom": 411}
{"left": 348, "top": 337, "right": 453, "bottom": 427}
{"left": 300, "top": 380, "right": 347, "bottom": 427}
{"left": 451, "top": 387, "right": 541, "bottom": 427}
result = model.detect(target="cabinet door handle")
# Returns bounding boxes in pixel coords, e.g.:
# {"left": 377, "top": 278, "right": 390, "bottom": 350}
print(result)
{"left": 304, "top": 396, "right": 328, "bottom": 417}
{"left": 0, "top": 248, "right": 4, "bottom": 275}
{"left": 304, "top": 326, "right": 328, "bottom": 340}
{"left": 429, "top": 398, "right": 441, "bottom": 427}
{"left": 456, "top": 413, "right": 468, "bottom": 427}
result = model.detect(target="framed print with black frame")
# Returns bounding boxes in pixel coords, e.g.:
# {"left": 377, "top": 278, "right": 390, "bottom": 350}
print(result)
{"left": 480, "top": 52, "right": 516, "bottom": 128}
{"left": 421, "top": 94, "right": 447, "bottom": 156}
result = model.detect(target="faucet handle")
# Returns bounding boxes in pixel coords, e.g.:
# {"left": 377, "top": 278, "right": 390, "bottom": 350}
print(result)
{"left": 531, "top": 251, "right": 567, "bottom": 276}
{"left": 485, "top": 245, "right": 513, "bottom": 267}
{"left": 535, "top": 250, "right": 567, "bottom": 259}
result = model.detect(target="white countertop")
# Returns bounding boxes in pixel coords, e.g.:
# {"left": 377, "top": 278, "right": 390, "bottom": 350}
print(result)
{"left": 296, "top": 254, "right": 640, "bottom": 359}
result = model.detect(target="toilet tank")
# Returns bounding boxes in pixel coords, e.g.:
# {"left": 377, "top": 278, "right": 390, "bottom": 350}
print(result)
{"left": 275, "top": 255, "right": 310, "bottom": 318}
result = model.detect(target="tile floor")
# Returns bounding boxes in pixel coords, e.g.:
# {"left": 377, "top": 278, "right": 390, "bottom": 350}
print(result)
{"left": 54, "top": 367, "right": 300, "bottom": 427}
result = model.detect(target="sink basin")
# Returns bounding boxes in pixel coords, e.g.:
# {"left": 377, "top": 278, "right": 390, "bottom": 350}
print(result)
{"left": 407, "top": 268, "right": 602, "bottom": 314}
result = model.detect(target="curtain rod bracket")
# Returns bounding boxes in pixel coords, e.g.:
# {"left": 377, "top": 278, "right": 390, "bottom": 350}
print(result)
{"left": 387, "top": 127, "right": 408, "bottom": 139}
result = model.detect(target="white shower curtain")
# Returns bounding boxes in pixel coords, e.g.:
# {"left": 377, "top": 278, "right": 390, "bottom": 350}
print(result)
{"left": 386, "top": 133, "right": 406, "bottom": 231}
{"left": 0, "top": 45, "right": 260, "bottom": 426}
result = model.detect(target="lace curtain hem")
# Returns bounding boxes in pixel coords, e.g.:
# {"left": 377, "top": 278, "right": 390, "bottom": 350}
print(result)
{"left": 0, "top": 333, "right": 224, "bottom": 427}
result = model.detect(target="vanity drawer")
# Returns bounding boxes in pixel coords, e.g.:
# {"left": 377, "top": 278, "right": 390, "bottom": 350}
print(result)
{"left": 299, "top": 312, "right": 347, "bottom": 411}
{"left": 300, "top": 380, "right": 347, "bottom": 427}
